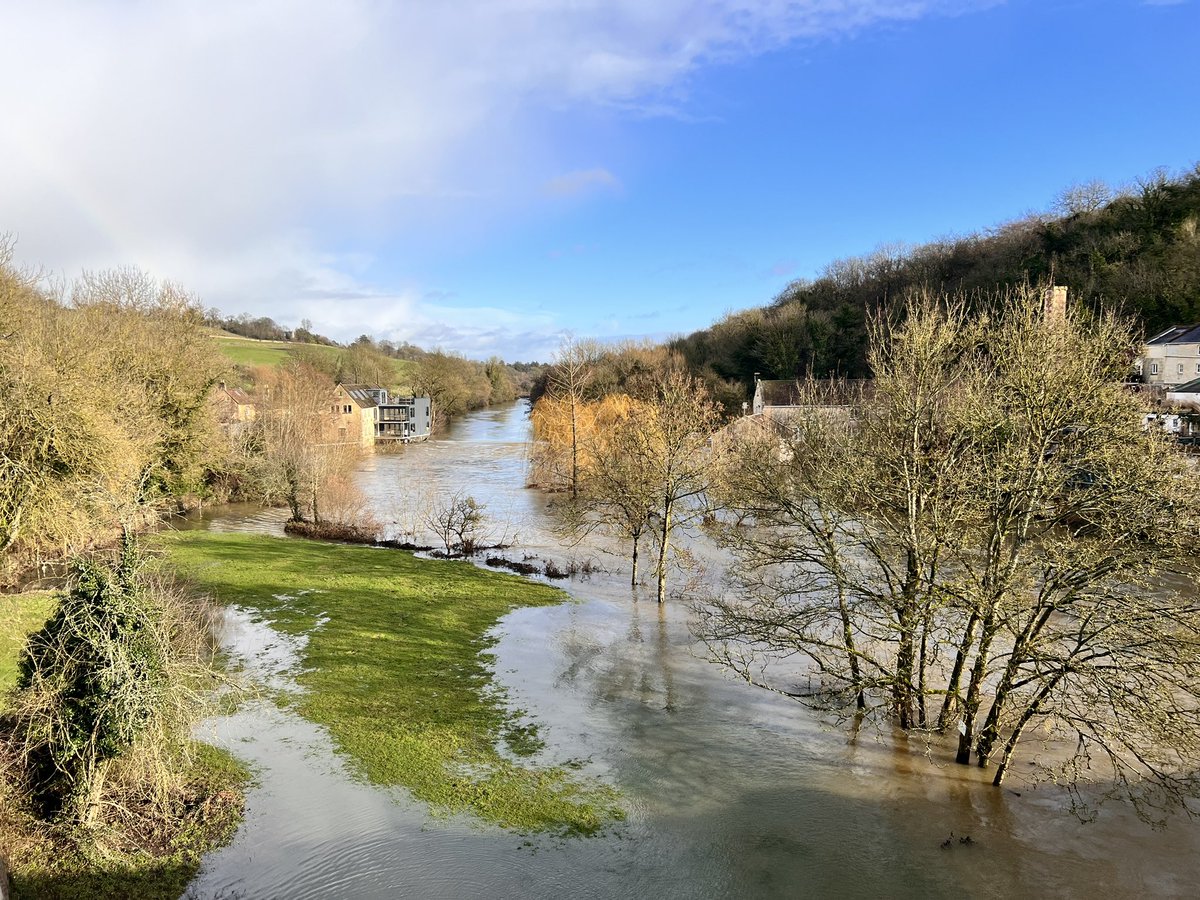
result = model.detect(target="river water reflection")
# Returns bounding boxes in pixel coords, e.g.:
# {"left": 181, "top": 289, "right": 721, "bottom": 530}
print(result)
{"left": 182, "top": 402, "right": 1200, "bottom": 899}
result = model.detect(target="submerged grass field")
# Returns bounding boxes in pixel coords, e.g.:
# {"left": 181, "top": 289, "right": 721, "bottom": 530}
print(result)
{"left": 161, "top": 531, "right": 623, "bottom": 835}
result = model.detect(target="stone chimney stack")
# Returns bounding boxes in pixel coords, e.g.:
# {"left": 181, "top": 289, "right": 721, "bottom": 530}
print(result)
{"left": 1043, "top": 285, "right": 1067, "bottom": 322}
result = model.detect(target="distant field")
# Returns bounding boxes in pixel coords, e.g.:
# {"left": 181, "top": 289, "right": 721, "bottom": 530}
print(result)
{"left": 213, "top": 333, "right": 416, "bottom": 389}
{"left": 212, "top": 333, "right": 341, "bottom": 367}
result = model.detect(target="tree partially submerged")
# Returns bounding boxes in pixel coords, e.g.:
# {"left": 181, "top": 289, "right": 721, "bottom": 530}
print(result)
{"left": 255, "top": 361, "right": 361, "bottom": 526}
{"left": 425, "top": 491, "right": 488, "bottom": 556}
{"left": 555, "top": 394, "right": 658, "bottom": 588}
{"left": 703, "top": 286, "right": 1200, "bottom": 821}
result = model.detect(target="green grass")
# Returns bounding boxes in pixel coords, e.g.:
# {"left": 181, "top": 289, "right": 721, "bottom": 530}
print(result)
{"left": 0, "top": 591, "right": 54, "bottom": 701}
{"left": 213, "top": 333, "right": 416, "bottom": 389}
{"left": 161, "top": 531, "right": 623, "bottom": 835}
{"left": 213, "top": 333, "right": 345, "bottom": 369}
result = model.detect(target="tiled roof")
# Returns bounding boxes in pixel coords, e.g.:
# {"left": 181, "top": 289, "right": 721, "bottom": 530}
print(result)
{"left": 1147, "top": 325, "right": 1200, "bottom": 345}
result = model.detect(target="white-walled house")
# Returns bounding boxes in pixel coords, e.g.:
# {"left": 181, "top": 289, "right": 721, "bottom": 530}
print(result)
{"left": 1140, "top": 325, "right": 1200, "bottom": 386}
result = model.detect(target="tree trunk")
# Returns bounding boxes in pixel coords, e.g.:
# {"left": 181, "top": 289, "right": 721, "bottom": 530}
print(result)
{"left": 894, "top": 613, "right": 915, "bottom": 730}
{"left": 835, "top": 583, "right": 865, "bottom": 710}
{"left": 956, "top": 617, "right": 997, "bottom": 764}
{"left": 937, "top": 609, "right": 979, "bottom": 730}
{"left": 631, "top": 535, "right": 639, "bottom": 589}
{"left": 570, "top": 398, "right": 579, "bottom": 499}
{"left": 74, "top": 758, "right": 110, "bottom": 827}
{"left": 978, "top": 606, "right": 1055, "bottom": 766}
{"left": 656, "top": 500, "right": 672, "bottom": 604}
{"left": 917, "top": 614, "right": 930, "bottom": 728}
{"left": 893, "top": 553, "right": 919, "bottom": 730}
{"left": 992, "top": 675, "right": 1061, "bottom": 786}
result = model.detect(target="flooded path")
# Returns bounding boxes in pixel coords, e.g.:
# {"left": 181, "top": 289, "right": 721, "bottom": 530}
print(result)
{"left": 181, "top": 403, "right": 1200, "bottom": 899}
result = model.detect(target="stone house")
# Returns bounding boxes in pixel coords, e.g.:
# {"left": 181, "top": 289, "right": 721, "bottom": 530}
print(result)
{"left": 751, "top": 375, "right": 871, "bottom": 423}
{"left": 333, "top": 384, "right": 380, "bottom": 448}
{"left": 212, "top": 380, "right": 256, "bottom": 436}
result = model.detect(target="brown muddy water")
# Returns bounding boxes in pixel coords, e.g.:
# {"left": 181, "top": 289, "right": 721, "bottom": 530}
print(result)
{"left": 178, "top": 402, "right": 1200, "bottom": 899}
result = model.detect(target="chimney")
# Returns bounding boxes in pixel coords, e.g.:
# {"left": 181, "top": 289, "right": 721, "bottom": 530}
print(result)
{"left": 1043, "top": 285, "right": 1067, "bottom": 322}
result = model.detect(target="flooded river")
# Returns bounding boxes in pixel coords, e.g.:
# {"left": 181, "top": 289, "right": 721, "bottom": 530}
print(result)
{"left": 181, "top": 403, "right": 1200, "bottom": 899}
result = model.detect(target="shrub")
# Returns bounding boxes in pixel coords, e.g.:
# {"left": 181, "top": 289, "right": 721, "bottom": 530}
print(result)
{"left": 4, "top": 536, "right": 215, "bottom": 826}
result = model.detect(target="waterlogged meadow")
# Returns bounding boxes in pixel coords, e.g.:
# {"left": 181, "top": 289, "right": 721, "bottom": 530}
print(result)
{"left": 162, "top": 531, "right": 624, "bottom": 835}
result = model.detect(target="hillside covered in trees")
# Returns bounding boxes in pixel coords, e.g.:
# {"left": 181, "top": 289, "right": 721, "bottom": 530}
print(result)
{"left": 671, "top": 165, "right": 1200, "bottom": 402}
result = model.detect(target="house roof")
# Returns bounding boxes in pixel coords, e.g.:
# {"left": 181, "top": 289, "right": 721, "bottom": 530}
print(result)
{"left": 216, "top": 385, "right": 253, "bottom": 405}
{"left": 338, "top": 383, "right": 382, "bottom": 408}
{"left": 1168, "top": 377, "right": 1200, "bottom": 394}
{"left": 1147, "top": 324, "right": 1200, "bottom": 345}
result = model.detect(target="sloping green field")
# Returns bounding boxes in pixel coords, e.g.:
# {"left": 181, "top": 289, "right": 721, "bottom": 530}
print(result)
{"left": 213, "top": 334, "right": 341, "bottom": 368}
{"left": 212, "top": 334, "right": 416, "bottom": 388}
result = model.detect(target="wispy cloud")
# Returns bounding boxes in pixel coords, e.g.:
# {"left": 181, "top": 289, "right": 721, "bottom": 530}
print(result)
{"left": 0, "top": 0, "right": 1003, "bottom": 356}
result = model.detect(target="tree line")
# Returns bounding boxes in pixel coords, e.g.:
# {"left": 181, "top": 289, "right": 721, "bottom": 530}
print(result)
{"left": 0, "top": 248, "right": 228, "bottom": 585}
{"left": 672, "top": 164, "right": 1200, "bottom": 409}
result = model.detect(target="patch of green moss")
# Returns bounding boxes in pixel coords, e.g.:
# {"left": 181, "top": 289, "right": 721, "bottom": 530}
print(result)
{"left": 162, "top": 531, "right": 623, "bottom": 835}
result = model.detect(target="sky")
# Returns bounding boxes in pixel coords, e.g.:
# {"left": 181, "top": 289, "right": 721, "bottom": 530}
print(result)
{"left": 2, "top": 0, "right": 1197, "bottom": 361}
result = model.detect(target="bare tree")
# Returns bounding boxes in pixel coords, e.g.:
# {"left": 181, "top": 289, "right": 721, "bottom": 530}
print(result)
{"left": 1054, "top": 179, "right": 1114, "bottom": 216}
{"left": 560, "top": 397, "right": 660, "bottom": 588}
{"left": 256, "top": 361, "right": 346, "bottom": 524}
{"left": 424, "top": 491, "right": 488, "bottom": 556}
{"left": 702, "top": 286, "right": 1200, "bottom": 820}
{"left": 602, "top": 369, "right": 723, "bottom": 603}
{"left": 543, "top": 337, "right": 600, "bottom": 499}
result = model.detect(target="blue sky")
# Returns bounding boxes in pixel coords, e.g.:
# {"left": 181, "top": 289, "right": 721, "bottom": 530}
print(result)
{"left": 2, "top": 1, "right": 1197, "bottom": 360}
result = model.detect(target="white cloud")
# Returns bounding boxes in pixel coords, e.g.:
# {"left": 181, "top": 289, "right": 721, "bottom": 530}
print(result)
{"left": 0, "top": 0, "right": 1000, "bottom": 357}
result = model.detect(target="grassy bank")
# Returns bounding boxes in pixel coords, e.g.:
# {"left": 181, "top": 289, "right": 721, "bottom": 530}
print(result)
{"left": 161, "top": 531, "right": 623, "bottom": 835}
{"left": 0, "top": 588, "right": 250, "bottom": 900}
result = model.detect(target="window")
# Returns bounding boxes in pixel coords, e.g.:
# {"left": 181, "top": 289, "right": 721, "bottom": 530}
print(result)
{"left": 1151, "top": 362, "right": 1160, "bottom": 375}
{"left": 1179, "top": 364, "right": 1185, "bottom": 375}
{"left": 343, "top": 404, "right": 352, "bottom": 414}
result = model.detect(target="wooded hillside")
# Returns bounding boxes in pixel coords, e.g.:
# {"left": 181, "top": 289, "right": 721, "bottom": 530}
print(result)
{"left": 671, "top": 165, "right": 1200, "bottom": 394}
